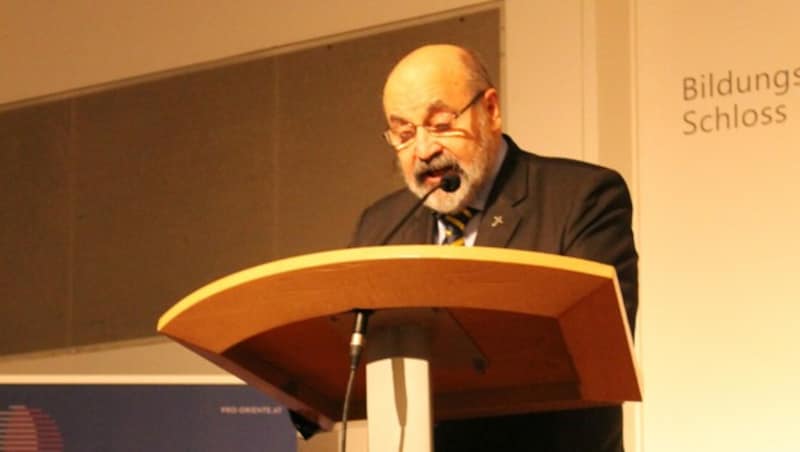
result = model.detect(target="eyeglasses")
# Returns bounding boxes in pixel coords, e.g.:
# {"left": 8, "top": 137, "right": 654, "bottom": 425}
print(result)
{"left": 382, "top": 89, "right": 486, "bottom": 151}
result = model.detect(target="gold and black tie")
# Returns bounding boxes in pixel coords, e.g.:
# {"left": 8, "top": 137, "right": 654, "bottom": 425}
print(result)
{"left": 440, "top": 208, "right": 477, "bottom": 246}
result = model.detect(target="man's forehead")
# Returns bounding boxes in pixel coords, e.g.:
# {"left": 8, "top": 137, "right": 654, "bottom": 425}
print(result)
{"left": 383, "top": 75, "right": 469, "bottom": 121}
{"left": 384, "top": 91, "right": 455, "bottom": 120}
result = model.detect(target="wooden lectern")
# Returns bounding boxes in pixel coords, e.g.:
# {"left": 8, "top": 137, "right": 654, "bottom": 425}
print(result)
{"left": 157, "top": 246, "right": 641, "bottom": 451}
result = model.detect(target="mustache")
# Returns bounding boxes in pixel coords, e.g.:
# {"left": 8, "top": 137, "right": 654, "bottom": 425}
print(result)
{"left": 413, "top": 155, "right": 462, "bottom": 183}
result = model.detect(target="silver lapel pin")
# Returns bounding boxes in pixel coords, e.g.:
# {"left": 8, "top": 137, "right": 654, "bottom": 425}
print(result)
{"left": 491, "top": 215, "right": 504, "bottom": 228}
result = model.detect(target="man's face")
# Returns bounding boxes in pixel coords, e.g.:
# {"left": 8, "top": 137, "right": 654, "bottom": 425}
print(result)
{"left": 384, "top": 87, "right": 501, "bottom": 213}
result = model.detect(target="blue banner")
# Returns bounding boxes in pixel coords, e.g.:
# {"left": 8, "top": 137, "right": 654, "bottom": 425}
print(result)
{"left": 0, "top": 384, "right": 295, "bottom": 451}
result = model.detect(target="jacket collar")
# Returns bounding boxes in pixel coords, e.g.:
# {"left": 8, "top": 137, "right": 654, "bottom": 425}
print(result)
{"left": 474, "top": 134, "right": 529, "bottom": 247}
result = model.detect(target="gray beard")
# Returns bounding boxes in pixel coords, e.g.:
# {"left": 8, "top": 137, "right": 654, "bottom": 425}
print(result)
{"left": 404, "top": 127, "right": 496, "bottom": 214}
{"left": 415, "top": 155, "right": 484, "bottom": 213}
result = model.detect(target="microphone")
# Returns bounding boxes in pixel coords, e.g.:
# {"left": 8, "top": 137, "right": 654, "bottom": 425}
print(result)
{"left": 379, "top": 172, "right": 461, "bottom": 245}
{"left": 340, "top": 309, "right": 372, "bottom": 452}
{"left": 440, "top": 172, "right": 461, "bottom": 192}
{"left": 348, "top": 310, "right": 372, "bottom": 370}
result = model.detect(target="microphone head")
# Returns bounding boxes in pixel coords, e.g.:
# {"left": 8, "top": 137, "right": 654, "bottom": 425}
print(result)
{"left": 440, "top": 173, "right": 461, "bottom": 192}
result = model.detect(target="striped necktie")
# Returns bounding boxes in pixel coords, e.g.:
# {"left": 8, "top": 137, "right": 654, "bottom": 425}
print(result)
{"left": 440, "top": 208, "right": 477, "bottom": 246}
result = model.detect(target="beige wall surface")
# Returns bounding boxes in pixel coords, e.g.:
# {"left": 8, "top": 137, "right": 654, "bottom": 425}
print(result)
{"left": 505, "top": 0, "right": 635, "bottom": 180}
{"left": 636, "top": 1, "right": 800, "bottom": 451}
{"left": 504, "top": 0, "right": 586, "bottom": 160}
{"left": 0, "top": 0, "right": 490, "bottom": 106}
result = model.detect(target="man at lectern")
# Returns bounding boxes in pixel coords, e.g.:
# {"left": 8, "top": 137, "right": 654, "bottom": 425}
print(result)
{"left": 350, "top": 44, "right": 638, "bottom": 452}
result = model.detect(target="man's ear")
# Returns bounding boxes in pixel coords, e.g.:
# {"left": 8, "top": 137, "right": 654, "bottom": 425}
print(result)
{"left": 484, "top": 88, "right": 502, "bottom": 131}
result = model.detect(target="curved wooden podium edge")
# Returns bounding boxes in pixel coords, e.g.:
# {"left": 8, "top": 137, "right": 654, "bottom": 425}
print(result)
{"left": 157, "top": 245, "right": 616, "bottom": 333}
{"left": 155, "top": 245, "right": 640, "bottom": 426}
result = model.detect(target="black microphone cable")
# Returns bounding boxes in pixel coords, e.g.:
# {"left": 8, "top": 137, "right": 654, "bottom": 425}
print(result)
{"left": 340, "top": 309, "right": 372, "bottom": 452}
{"left": 379, "top": 173, "right": 461, "bottom": 245}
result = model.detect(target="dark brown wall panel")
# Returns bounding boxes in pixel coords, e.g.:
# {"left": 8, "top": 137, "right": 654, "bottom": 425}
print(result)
{"left": 0, "top": 103, "right": 72, "bottom": 354}
{"left": 70, "top": 60, "right": 277, "bottom": 345}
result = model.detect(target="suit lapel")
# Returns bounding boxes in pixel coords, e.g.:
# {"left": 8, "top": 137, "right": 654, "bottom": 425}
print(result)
{"left": 475, "top": 139, "right": 529, "bottom": 248}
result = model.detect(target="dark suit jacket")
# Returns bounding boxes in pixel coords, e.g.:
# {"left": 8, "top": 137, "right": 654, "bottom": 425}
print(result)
{"left": 350, "top": 135, "right": 638, "bottom": 451}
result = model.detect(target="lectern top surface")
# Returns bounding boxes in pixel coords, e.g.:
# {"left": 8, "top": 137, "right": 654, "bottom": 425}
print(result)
{"left": 158, "top": 245, "right": 616, "bottom": 333}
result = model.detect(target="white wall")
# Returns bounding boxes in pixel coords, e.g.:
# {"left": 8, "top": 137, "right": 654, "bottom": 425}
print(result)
{"left": 0, "top": 339, "right": 225, "bottom": 377}
{"left": 504, "top": 0, "right": 586, "bottom": 161}
{"left": 0, "top": 0, "right": 491, "bottom": 106}
{"left": 636, "top": 1, "right": 800, "bottom": 451}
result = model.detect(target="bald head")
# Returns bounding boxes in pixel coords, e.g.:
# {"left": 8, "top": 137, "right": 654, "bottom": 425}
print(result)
{"left": 383, "top": 44, "right": 493, "bottom": 115}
